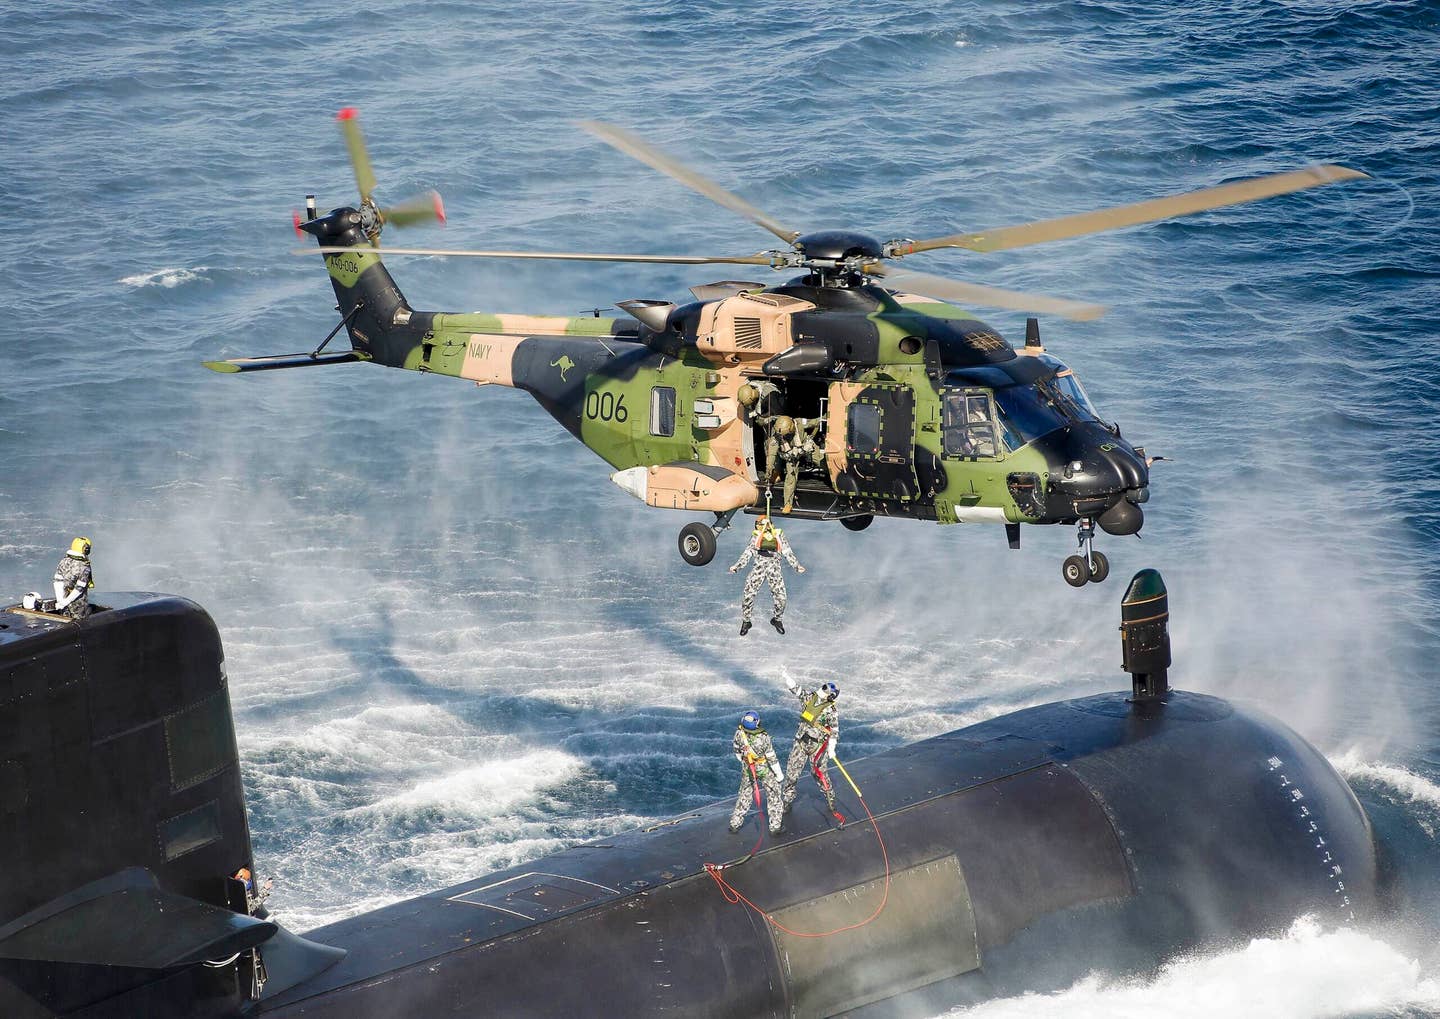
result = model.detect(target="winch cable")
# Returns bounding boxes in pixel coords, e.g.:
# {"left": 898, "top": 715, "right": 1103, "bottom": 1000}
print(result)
{"left": 703, "top": 749, "right": 890, "bottom": 938}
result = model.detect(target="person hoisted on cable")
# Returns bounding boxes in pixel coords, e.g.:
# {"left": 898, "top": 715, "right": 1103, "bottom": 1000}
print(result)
{"left": 782, "top": 678, "right": 845, "bottom": 827}
{"left": 729, "top": 515, "right": 804, "bottom": 636}
{"left": 729, "top": 710, "right": 785, "bottom": 835}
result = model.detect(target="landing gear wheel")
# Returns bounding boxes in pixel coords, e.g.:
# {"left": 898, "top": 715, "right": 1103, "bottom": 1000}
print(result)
{"left": 1062, "top": 555, "right": 1090, "bottom": 587}
{"left": 1087, "top": 551, "right": 1110, "bottom": 584}
{"left": 841, "top": 514, "right": 873, "bottom": 532}
{"left": 678, "top": 523, "right": 717, "bottom": 566}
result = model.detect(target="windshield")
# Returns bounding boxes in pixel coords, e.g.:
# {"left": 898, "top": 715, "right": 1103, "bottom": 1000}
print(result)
{"left": 1050, "top": 370, "right": 1101, "bottom": 420}
{"left": 992, "top": 364, "right": 1105, "bottom": 448}
{"left": 993, "top": 385, "right": 1066, "bottom": 446}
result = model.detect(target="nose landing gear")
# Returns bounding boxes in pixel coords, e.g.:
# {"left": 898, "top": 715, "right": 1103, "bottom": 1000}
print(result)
{"left": 1062, "top": 517, "right": 1110, "bottom": 587}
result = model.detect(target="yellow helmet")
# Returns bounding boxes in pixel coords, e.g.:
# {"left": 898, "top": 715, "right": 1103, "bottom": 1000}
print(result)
{"left": 69, "top": 536, "right": 91, "bottom": 558}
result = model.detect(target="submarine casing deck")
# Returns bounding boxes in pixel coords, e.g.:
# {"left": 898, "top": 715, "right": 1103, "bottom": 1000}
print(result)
{"left": 259, "top": 691, "right": 1376, "bottom": 1017}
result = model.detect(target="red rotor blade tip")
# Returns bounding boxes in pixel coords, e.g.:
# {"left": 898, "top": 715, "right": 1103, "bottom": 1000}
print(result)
{"left": 433, "top": 192, "right": 446, "bottom": 225}
{"left": 291, "top": 210, "right": 303, "bottom": 238}
{"left": 336, "top": 107, "right": 358, "bottom": 121}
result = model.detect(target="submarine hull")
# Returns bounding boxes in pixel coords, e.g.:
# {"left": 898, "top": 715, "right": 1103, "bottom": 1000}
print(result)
{"left": 262, "top": 693, "right": 1376, "bottom": 1017}
{"left": 0, "top": 596, "right": 1378, "bottom": 1018}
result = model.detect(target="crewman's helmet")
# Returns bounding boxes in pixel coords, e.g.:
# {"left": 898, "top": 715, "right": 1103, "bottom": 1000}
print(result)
{"left": 774, "top": 415, "right": 796, "bottom": 437}
{"left": 740, "top": 710, "right": 762, "bottom": 731}
{"left": 821, "top": 682, "right": 839, "bottom": 701}
{"left": 233, "top": 867, "right": 253, "bottom": 891}
{"left": 68, "top": 537, "right": 91, "bottom": 558}
{"left": 737, "top": 383, "right": 759, "bottom": 408}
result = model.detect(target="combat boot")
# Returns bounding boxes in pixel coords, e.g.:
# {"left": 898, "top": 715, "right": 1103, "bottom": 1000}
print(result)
{"left": 740, "top": 620, "right": 751, "bottom": 636}
{"left": 771, "top": 617, "right": 785, "bottom": 635}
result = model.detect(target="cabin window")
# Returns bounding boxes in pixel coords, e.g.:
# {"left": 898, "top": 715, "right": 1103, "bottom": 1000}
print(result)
{"left": 848, "top": 403, "right": 882, "bottom": 454}
{"left": 942, "top": 391, "right": 999, "bottom": 458}
{"left": 650, "top": 386, "right": 676, "bottom": 437}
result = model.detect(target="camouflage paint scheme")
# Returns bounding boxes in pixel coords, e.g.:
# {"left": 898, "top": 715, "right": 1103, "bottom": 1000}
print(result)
{"left": 212, "top": 212, "right": 1151, "bottom": 559}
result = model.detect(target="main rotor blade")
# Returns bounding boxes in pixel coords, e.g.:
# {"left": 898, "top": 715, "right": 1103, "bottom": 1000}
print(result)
{"left": 336, "top": 108, "right": 377, "bottom": 203}
{"left": 900, "top": 164, "right": 1368, "bottom": 256}
{"left": 872, "top": 265, "right": 1107, "bottom": 322}
{"left": 382, "top": 191, "right": 446, "bottom": 228}
{"left": 303, "top": 245, "right": 779, "bottom": 266}
{"left": 577, "top": 120, "right": 802, "bottom": 245}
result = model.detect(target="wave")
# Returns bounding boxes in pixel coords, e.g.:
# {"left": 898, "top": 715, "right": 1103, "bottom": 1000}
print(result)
{"left": 117, "top": 266, "right": 210, "bottom": 289}
{"left": 938, "top": 916, "right": 1440, "bottom": 1019}
{"left": 1333, "top": 750, "right": 1440, "bottom": 839}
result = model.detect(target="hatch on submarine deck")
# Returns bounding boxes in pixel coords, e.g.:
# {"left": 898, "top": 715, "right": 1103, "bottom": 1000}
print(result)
{"left": 0, "top": 575, "right": 1381, "bottom": 1018}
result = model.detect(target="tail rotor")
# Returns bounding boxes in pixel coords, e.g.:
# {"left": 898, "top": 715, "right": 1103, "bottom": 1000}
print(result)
{"left": 333, "top": 107, "right": 444, "bottom": 245}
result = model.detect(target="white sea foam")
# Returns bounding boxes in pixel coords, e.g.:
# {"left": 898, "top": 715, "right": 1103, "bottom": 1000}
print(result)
{"left": 1332, "top": 750, "right": 1440, "bottom": 838}
{"left": 363, "top": 749, "right": 590, "bottom": 816}
{"left": 118, "top": 266, "right": 209, "bottom": 288}
{"left": 937, "top": 917, "right": 1440, "bottom": 1019}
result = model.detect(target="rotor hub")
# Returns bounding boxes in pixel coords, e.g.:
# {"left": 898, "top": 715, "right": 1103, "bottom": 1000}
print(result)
{"left": 792, "top": 230, "right": 883, "bottom": 262}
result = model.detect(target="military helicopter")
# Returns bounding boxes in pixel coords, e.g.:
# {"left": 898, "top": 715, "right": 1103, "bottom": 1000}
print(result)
{"left": 206, "top": 110, "right": 1364, "bottom": 586}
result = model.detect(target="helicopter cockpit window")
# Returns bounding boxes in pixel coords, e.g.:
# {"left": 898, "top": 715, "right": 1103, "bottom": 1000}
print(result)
{"left": 650, "top": 386, "right": 676, "bottom": 437}
{"left": 1036, "top": 354, "right": 1102, "bottom": 421}
{"left": 848, "top": 402, "right": 882, "bottom": 454}
{"left": 993, "top": 384, "right": 1066, "bottom": 447}
{"left": 942, "top": 391, "right": 999, "bottom": 458}
{"left": 1051, "top": 371, "right": 1100, "bottom": 420}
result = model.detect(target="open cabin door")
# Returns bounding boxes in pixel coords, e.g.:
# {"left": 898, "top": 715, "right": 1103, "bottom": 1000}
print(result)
{"left": 829, "top": 381, "right": 920, "bottom": 504}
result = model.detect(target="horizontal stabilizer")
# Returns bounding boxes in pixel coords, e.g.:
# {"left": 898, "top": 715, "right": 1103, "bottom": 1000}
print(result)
{"left": 203, "top": 351, "right": 367, "bottom": 374}
{"left": 0, "top": 868, "right": 276, "bottom": 969}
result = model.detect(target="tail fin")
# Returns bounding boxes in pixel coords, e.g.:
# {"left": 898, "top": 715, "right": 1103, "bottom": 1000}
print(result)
{"left": 298, "top": 209, "right": 434, "bottom": 369}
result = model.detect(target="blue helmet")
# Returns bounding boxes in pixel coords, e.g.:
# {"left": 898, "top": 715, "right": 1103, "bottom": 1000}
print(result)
{"left": 821, "top": 682, "right": 839, "bottom": 701}
{"left": 740, "top": 710, "right": 762, "bottom": 731}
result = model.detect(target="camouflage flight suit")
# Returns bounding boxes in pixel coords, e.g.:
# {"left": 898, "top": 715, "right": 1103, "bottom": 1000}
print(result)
{"left": 778, "top": 418, "right": 825, "bottom": 514}
{"left": 53, "top": 554, "right": 93, "bottom": 620}
{"left": 731, "top": 523, "right": 803, "bottom": 628}
{"left": 730, "top": 725, "right": 784, "bottom": 834}
{"left": 782, "top": 687, "right": 839, "bottom": 813}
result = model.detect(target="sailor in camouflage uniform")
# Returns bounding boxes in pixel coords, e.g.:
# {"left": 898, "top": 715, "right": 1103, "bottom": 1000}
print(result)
{"left": 729, "top": 515, "right": 804, "bottom": 635}
{"left": 729, "top": 711, "right": 784, "bottom": 834}
{"left": 53, "top": 537, "right": 95, "bottom": 620}
{"left": 782, "top": 679, "right": 844, "bottom": 824}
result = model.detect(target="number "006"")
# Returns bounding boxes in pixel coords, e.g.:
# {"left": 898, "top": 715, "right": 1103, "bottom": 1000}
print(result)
{"left": 585, "top": 391, "right": 628, "bottom": 422}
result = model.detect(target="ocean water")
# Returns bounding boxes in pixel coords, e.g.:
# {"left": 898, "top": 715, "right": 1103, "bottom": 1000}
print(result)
{"left": 2, "top": 1, "right": 1439, "bottom": 1014}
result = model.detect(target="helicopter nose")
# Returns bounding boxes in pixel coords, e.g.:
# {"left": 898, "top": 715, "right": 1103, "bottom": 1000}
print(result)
{"left": 1103, "top": 442, "right": 1148, "bottom": 492}
{"left": 1048, "top": 426, "right": 1150, "bottom": 530}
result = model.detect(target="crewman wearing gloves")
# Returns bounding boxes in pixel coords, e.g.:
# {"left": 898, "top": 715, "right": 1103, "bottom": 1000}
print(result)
{"left": 776, "top": 417, "right": 825, "bottom": 514}
{"left": 782, "top": 679, "right": 845, "bottom": 826}
{"left": 730, "top": 710, "right": 785, "bottom": 835}
{"left": 53, "top": 537, "right": 95, "bottom": 620}
{"left": 729, "top": 516, "right": 804, "bottom": 635}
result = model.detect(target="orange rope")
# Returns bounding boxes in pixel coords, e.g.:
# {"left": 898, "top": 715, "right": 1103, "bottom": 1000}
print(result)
{"left": 703, "top": 775, "right": 890, "bottom": 938}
